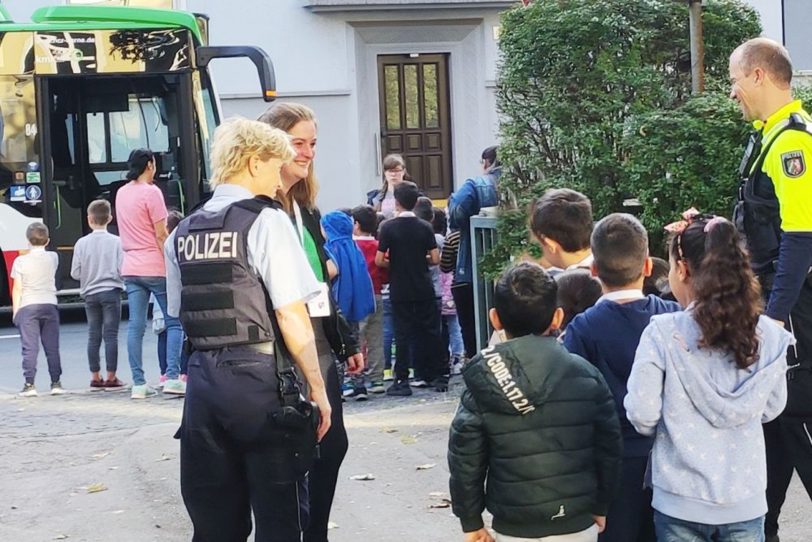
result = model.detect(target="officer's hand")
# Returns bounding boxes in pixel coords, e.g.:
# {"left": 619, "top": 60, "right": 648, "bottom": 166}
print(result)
{"left": 311, "top": 389, "right": 332, "bottom": 441}
{"left": 463, "top": 528, "right": 494, "bottom": 542}
{"left": 345, "top": 352, "right": 365, "bottom": 375}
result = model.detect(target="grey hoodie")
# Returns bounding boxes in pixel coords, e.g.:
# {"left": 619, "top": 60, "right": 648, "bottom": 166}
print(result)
{"left": 625, "top": 311, "right": 792, "bottom": 525}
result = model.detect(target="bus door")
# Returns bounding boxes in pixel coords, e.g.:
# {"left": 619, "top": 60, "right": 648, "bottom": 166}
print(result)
{"left": 38, "top": 73, "right": 197, "bottom": 291}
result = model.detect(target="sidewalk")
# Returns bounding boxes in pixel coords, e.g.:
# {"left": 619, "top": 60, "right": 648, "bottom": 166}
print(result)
{"left": 0, "top": 389, "right": 808, "bottom": 542}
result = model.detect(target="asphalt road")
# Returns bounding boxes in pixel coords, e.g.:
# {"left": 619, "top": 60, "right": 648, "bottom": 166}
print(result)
{"left": 0, "top": 309, "right": 809, "bottom": 541}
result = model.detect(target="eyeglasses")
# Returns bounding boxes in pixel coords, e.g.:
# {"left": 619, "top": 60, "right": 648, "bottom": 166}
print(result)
{"left": 386, "top": 168, "right": 404, "bottom": 174}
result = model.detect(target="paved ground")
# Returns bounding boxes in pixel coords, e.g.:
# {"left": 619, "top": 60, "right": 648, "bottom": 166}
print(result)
{"left": 0, "top": 311, "right": 809, "bottom": 541}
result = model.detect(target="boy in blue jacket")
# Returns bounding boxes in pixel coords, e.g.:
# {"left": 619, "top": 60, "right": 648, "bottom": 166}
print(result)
{"left": 563, "top": 213, "right": 680, "bottom": 542}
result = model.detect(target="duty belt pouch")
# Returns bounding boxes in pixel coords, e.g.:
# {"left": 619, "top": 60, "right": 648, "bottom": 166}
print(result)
{"left": 268, "top": 307, "right": 320, "bottom": 474}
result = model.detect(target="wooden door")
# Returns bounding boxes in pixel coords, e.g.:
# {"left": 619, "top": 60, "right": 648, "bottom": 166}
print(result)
{"left": 377, "top": 54, "right": 452, "bottom": 199}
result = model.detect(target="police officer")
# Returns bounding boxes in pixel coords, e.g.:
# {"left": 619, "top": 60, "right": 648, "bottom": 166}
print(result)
{"left": 730, "top": 37, "right": 812, "bottom": 542}
{"left": 165, "top": 118, "right": 331, "bottom": 541}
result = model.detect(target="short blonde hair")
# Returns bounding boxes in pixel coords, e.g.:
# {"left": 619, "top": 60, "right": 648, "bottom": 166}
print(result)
{"left": 210, "top": 117, "right": 295, "bottom": 187}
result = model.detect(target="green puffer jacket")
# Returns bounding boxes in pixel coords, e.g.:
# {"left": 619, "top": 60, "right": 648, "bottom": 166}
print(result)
{"left": 447, "top": 334, "right": 622, "bottom": 539}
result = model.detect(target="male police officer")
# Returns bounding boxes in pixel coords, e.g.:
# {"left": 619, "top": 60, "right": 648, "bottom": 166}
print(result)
{"left": 730, "top": 38, "right": 812, "bottom": 541}
{"left": 165, "top": 119, "right": 330, "bottom": 541}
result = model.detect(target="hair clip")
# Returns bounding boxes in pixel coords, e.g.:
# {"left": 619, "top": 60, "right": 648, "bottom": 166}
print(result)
{"left": 663, "top": 207, "right": 701, "bottom": 234}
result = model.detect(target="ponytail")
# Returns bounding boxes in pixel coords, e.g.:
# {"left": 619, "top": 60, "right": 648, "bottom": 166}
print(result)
{"left": 670, "top": 216, "right": 763, "bottom": 369}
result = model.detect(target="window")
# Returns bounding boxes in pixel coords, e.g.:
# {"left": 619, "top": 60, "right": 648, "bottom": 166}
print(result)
{"left": 86, "top": 95, "right": 170, "bottom": 166}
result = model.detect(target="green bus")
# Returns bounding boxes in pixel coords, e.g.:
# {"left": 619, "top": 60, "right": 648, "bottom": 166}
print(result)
{"left": 0, "top": 3, "right": 276, "bottom": 304}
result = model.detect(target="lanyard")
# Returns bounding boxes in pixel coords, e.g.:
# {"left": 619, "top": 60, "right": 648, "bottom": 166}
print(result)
{"left": 292, "top": 199, "right": 305, "bottom": 248}
{"left": 597, "top": 289, "right": 646, "bottom": 304}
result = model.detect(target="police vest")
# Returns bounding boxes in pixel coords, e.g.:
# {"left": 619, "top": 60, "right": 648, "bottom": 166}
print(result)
{"left": 734, "top": 113, "right": 812, "bottom": 276}
{"left": 175, "top": 196, "right": 280, "bottom": 350}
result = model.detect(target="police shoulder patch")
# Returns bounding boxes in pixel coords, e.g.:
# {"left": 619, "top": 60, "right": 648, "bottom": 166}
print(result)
{"left": 782, "top": 150, "right": 806, "bottom": 178}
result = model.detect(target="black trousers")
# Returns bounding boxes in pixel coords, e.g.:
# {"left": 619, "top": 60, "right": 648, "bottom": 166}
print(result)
{"left": 392, "top": 298, "right": 444, "bottom": 382}
{"left": 304, "top": 361, "right": 347, "bottom": 542}
{"left": 764, "top": 279, "right": 812, "bottom": 537}
{"left": 600, "top": 456, "right": 655, "bottom": 542}
{"left": 451, "top": 282, "right": 477, "bottom": 358}
{"left": 179, "top": 347, "right": 310, "bottom": 542}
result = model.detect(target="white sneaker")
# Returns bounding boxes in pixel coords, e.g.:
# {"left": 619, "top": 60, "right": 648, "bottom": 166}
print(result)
{"left": 18, "top": 383, "right": 37, "bottom": 397}
{"left": 162, "top": 379, "right": 186, "bottom": 395}
{"left": 50, "top": 381, "right": 66, "bottom": 395}
{"left": 131, "top": 384, "right": 157, "bottom": 399}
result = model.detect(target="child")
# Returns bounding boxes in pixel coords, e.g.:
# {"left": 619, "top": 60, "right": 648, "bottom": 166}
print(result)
{"left": 12, "top": 222, "right": 63, "bottom": 397}
{"left": 530, "top": 188, "right": 594, "bottom": 272}
{"left": 436, "top": 211, "right": 465, "bottom": 374}
{"left": 625, "top": 215, "right": 791, "bottom": 541}
{"left": 376, "top": 181, "right": 444, "bottom": 396}
{"left": 153, "top": 210, "right": 188, "bottom": 386}
{"left": 448, "top": 262, "right": 622, "bottom": 542}
{"left": 321, "top": 210, "right": 375, "bottom": 399}
{"left": 554, "top": 269, "right": 602, "bottom": 332}
{"left": 563, "top": 213, "right": 680, "bottom": 542}
{"left": 642, "top": 257, "right": 673, "bottom": 300}
{"left": 71, "top": 199, "right": 125, "bottom": 388}
{"left": 351, "top": 204, "right": 387, "bottom": 394}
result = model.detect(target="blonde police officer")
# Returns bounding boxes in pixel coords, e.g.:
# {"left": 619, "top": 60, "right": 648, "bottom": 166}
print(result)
{"left": 164, "top": 118, "right": 330, "bottom": 541}
{"left": 730, "top": 38, "right": 812, "bottom": 542}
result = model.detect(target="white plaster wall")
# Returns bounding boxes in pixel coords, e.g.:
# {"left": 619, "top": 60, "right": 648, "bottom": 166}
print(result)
{"left": 746, "top": 0, "right": 783, "bottom": 43}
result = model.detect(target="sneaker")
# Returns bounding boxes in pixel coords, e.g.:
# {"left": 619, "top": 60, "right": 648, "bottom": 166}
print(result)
{"left": 157, "top": 374, "right": 168, "bottom": 388}
{"left": 342, "top": 381, "right": 355, "bottom": 398}
{"left": 386, "top": 380, "right": 413, "bottom": 397}
{"left": 369, "top": 381, "right": 386, "bottom": 394}
{"left": 163, "top": 379, "right": 186, "bottom": 395}
{"left": 383, "top": 369, "right": 394, "bottom": 382}
{"left": 432, "top": 376, "right": 449, "bottom": 393}
{"left": 349, "top": 386, "right": 369, "bottom": 401}
{"left": 410, "top": 379, "right": 429, "bottom": 388}
{"left": 18, "top": 383, "right": 37, "bottom": 397}
{"left": 131, "top": 384, "right": 157, "bottom": 400}
{"left": 104, "top": 378, "right": 126, "bottom": 389}
{"left": 50, "top": 381, "right": 66, "bottom": 395}
{"left": 451, "top": 357, "right": 465, "bottom": 375}
{"left": 90, "top": 378, "right": 106, "bottom": 389}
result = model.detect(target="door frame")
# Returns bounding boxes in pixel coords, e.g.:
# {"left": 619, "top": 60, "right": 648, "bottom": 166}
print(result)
{"left": 376, "top": 53, "right": 453, "bottom": 200}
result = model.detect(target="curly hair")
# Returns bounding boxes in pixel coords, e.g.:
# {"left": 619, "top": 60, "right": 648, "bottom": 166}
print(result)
{"left": 669, "top": 217, "right": 763, "bottom": 369}
{"left": 210, "top": 117, "right": 295, "bottom": 187}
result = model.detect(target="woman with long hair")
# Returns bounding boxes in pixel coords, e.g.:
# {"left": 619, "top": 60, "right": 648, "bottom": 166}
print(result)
{"left": 115, "top": 148, "right": 184, "bottom": 398}
{"left": 258, "top": 102, "right": 363, "bottom": 542}
{"left": 625, "top": 214, "right": 791, "bottom": 542}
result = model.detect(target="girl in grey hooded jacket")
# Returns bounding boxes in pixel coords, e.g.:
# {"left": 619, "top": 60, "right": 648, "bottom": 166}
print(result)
{"left": 625, "top": 216, "right": 792, "bottom": 541}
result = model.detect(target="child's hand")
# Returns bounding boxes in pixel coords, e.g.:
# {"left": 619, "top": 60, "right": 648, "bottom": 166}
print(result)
{"left": 463, "top": 528, "right": 494, "bottom": 542}
{"left": 593, "top": 515, "right": 607, "bottom": 533}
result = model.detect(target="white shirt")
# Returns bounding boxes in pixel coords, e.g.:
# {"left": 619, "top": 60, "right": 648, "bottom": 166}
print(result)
{"left": 164, "top": 184, "right": 320, "bottom": 318}
{"left": 11, "top": 247, "right": 59, "bottom": 308}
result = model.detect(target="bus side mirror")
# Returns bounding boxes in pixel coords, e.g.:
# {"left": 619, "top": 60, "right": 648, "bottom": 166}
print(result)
{"left": 197, "top": 46, "right": 277, "bottom": 102}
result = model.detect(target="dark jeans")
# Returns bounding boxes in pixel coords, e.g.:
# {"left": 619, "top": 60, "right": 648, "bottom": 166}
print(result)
{"left": 654, "top": 510, "right": 764, "bottom": 542}
{"left": 391, "top": 298, "right": 443, "bottom": 382}
{"left": 304, "top": 361, "right": 347, "bottom": 542}
{"left": 16, "top": 304, "right": 61, "bottom": 384}
{"left": 600, "top": 456, "right": 655, "bottom": 542}
{"left": 451, "top": 282, "right": 477, "bottom": 358}
{"left": 84, "top": 289, "right": 121, "bottom": 373}
{"left": 180, "top": 347, "right": 310, "bottom": 542}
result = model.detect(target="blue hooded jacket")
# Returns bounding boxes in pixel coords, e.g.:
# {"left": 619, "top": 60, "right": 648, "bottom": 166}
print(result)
{"left": 321, "top": 211, "right": 375, "bottom": 322}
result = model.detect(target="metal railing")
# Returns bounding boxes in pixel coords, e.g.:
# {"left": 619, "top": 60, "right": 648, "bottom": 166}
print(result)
{"left": 470, "top": 215, "right": 498, "bottom": 352}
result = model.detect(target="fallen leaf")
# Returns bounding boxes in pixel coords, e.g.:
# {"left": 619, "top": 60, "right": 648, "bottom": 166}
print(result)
{"left": 54, "top": 535, "right": 69, "bottom": 540}
{"left": 429, "top": 492, "right": 447, "bottom": 498}
{"left": 86, "top": 483, "right": 107, "bottom": 494}
{"left": 91, "top": 452, "right": 110, "bottom": 460}
{"left": 327, "top": 522, "right": 339, "bottom": 530}
{"left": 380, "top": 427, "right": 398, "bottom": 434}
{"left": 349, "top": 473, "right": 376, "bottom": 481}
{"left": 429, "top": 498, "right": 452, "bottom": 509}
{"left": 400, "top": 435, "right": 417, "bottom": 445}
{"left": 155, "top": 454, "right": 172, "bottom": 462}
{"left": 416, "top": 463, "right": 436, "bottom": 471}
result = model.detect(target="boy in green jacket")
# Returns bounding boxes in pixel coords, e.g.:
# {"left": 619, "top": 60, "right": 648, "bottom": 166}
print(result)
{"left": 448, "top": 262, "right": 622, "bottom": 542}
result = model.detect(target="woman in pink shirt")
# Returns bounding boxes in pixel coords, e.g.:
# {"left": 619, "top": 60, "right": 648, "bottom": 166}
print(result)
{"left": 115, "top": 149, "right": 184, "bottom": 398}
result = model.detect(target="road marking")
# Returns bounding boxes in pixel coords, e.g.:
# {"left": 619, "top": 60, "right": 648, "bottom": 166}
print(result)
{"left": 0, "top": 334, "right": 21, "bottom": 339}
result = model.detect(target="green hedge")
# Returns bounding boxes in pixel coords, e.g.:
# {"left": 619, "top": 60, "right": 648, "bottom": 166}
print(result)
{"left": 487, "top": 0, "right": 763, "bottom": 273}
